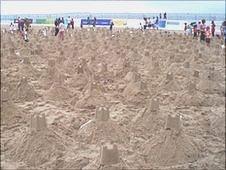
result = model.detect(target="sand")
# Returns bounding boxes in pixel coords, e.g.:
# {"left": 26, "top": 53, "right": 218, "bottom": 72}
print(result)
{"left": 1, "top": 27, "right": 225, "bottom": 170}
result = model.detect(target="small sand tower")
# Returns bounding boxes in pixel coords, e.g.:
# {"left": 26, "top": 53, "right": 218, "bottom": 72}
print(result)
{"left": 77, "top": 64, "right": 84, "bottom": 74}
{"left": 187, "top": 81, "right": 197, "bottom": 94}
{"left": 193, "top": 70, "right": 199, "bottom": 78}
{"left": 100, "top": 143, "right": 119, "bottom": 165}
{"left": 208, "top": 67, "right": 215, "bottom": 81}
{"left": 165, "top": 115, "right": 181, "bottom": 132}
{"left": 166, "top": 72, "right": 173, "bottom": 82}
{"left": 30, "top": 113, "right": 47, "bottom": 132}
{"left": 149, "top": 98, "right": 159, "bottom": 113}
{"left": 48, "top": 59, "right": 56, "bottom": 68}
{"left": 23, "top": 57, "right": 31, "bottom": 65}
{"left": 183, "top": 61, "right": 190, "bottom": 68}
{"left": 96, "top": 107, "right": 110, "bottom": 122}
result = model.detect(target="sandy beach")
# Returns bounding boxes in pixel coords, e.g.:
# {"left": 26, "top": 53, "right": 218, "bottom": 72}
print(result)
{"left": 1, "top": 27, "right": 225, "bottom": 169}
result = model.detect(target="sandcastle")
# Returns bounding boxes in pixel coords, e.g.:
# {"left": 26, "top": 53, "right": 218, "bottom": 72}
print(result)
{"left": 187, "top": 81, "right": 197, "bottom": 94}
{"left": 193, "top": 70, "right": 200, "bottom": 78}
{"left": 30, "top": 113, "right": 47, "bottom": 132}
{"left": 149, "top": 98, "right": 159, "bottom": 113}
{"left": 100, "top": 143, "right": 119, "bottom": 165}
{"left": 22, "top": 57, "right": 31, "bottom": 65}
{"left": 165, "top": 115, "right": 181, "bottom": 132}
{"left": 95, "top": 106, "right": 110, "bottom": 122}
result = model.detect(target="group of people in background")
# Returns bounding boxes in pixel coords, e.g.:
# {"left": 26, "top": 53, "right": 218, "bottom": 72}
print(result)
{"left": 184, "top": 19, "right": 220, "bottom": 46}
{"left": 54, "top": 16, "right": 75, "bottom": 40}
{"left": 10, "top": 17, "right": 31, "bottom": 42}
{"left": 141, "top": 12, "right": 167, "bottom": 30}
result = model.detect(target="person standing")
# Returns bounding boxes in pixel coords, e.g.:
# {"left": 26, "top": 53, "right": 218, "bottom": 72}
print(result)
{"left": 211, "top": 20, "right": 216, "bottom": 37}
{"left": 197, "top": 21, "right": 201, "bottom": 37}
{"left": 193, "top": 24, "right": 198, "bottom": 39}
{"left": 164, "top": 12, "right": 167, "bottom": 19}
{"left": 71, "top": 18, "right": 74, "bottom": 29}
{"left": 54, "top": 18, "right": 59, "bottom": 36}
{"left": 205, "top": 26, "right": 211, "bottom": 46}
{"left": 155, "top": 16, "right": 159, "bottom": 30}
{"left": 184, "top": 23, "right": 188, "bottom": 35}
{"left": 93, "top": 17, "right": 97, "bottom": 27}
{"left": 110, "top": 20, "right": 114, "bottom": 31}
{"left": 58, "top": 22, "right": 65, "bottom": 40}
{"left": 200, "top": 19, "right": 206, "bottom": 42}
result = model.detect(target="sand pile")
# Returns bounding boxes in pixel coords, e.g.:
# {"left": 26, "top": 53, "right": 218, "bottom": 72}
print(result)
{"left": 78, "top": 106, "right": 128, "bottom": 144}
{"left": 12, "top": 77, "right": 39, "bottom": 102}
{"left": 18, "top": 57, "right": 41, "bottom": 80}
{"left": 76, "top": 82, "right": 107, "bottom": 109}
{"left": 1, "top": 99, "right": 25, "bottom": 125}
{"left": 9, "top": 113, "right": 67, "bottom": 168}
{"left": 143, "top": 115, "right": 200, "bottom": 167}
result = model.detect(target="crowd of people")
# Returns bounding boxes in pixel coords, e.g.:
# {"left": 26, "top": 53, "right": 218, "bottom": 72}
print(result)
{"left": 183, "top": 19, "right": 225, "bottom": 47}
{"left": 11, "top": 17, "right": 31, "bottom": 42}
{"left": 7, "top": 14, "right": 226, "bottom": 46}
{"left": 140, "top": 12, "right": 167, "bottom": 30}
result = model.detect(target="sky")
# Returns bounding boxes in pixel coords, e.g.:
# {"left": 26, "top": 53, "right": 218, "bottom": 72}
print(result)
{"left": 1, "top": 1, "right": 225, "bottom": 15}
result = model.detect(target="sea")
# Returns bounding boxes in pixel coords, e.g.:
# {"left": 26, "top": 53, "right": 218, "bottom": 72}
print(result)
{"left": 1, "top": 12, "right": 225, "bottom": 31}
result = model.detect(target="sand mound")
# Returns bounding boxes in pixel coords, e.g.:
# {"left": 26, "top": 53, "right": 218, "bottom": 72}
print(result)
{"left": 143, "top": 115, "right": 200, "bottom": 167}
{"left": 1, "top": 100, "right": 24, "bottom": 125}
{"left": 78, "top": 107, "right": 128, "bottom": 144}
{"left": 9, "top": 114, "right": 66, "bottom": 167}
{"left": 45, "top": 82, "right": 72, "bottom": 102}
{"left": 76, "top": 82, "right": 107, "bottom": 109}
{"left": 12, "top": 77, "right": 39, "bottom": 102}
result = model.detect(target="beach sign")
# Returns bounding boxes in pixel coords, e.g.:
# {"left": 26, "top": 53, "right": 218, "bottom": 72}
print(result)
{"left": 158, "top": 20, "right": 166, "bottom": 28}
{"left": 113, "top": 19, "right": 127, "bottom": 27}
{"left": 81, "top": 19, "right": 111, "bottom": 26}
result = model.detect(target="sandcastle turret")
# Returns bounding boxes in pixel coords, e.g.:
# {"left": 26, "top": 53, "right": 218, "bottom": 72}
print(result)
{"left": 48, "top": 59, "right": 56, "bottom": 68}
{"left": 23, "top": 57, "right": 31, "bottom": 65}
{"left": 149, "top": 98, "right": 159, "bottom": 113}
{"left": 30, "top": 113, "right": 47, "bottom": 132}
{"left": 77, "top": 64, "right": 84, "bottom": 74}
{"left": 187, "top": 81, "right": 197, "bottom": 94}
{"left": 166, "top": 72, "right": 173, "bottom": 82}
{"left": 165, "top": 115, "right": 181, "bottom": 132}
{"left": 100, "top": 143, "right": 119, "bottom": 165}
{"left": 193, "top": 70, "right": 199, "bottom": 78}
{"left": 95, "top": 107, "right": 110, "bottom": 122}
{"left": 183, "top": 61, "right": 190, "bottom": 68}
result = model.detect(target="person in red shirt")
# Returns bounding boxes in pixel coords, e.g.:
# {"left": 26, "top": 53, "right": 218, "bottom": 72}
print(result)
{"left": 205, "top": 26, "right": 211, "bottom": 46}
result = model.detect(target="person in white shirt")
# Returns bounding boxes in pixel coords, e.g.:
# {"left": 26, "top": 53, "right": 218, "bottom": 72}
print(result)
{"left": 197, "top": 21, "right": 201, "bottom": 37}
{"left": 59, "top": 22, "right": 65, "bottom": 40}
{"left": 9, "top": 22, "right": 14, "bottom": 34}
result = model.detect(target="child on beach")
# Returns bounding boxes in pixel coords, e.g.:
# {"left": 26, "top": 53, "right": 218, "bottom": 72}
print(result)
{"left": 22, "top": 28, "right": 29, "bottom": 42}
{"left": 59, "top": 22, "right": 65, "bottom": 40}
{"left": 205, "top": 26, "right": 211, "bottom": 47}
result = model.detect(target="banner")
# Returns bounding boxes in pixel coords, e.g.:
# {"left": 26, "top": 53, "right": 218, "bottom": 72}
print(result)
{"left": 81, "top": 19, "right": 111, "bottom": 26}
{"left": 158, "top": 20, "right": 166, "bottom": 28}
{"left": 167, "top": 21, "right": 180, "bottom": 25}
{"left": 113, "top": 19, "right": 127, "bottom": 27}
